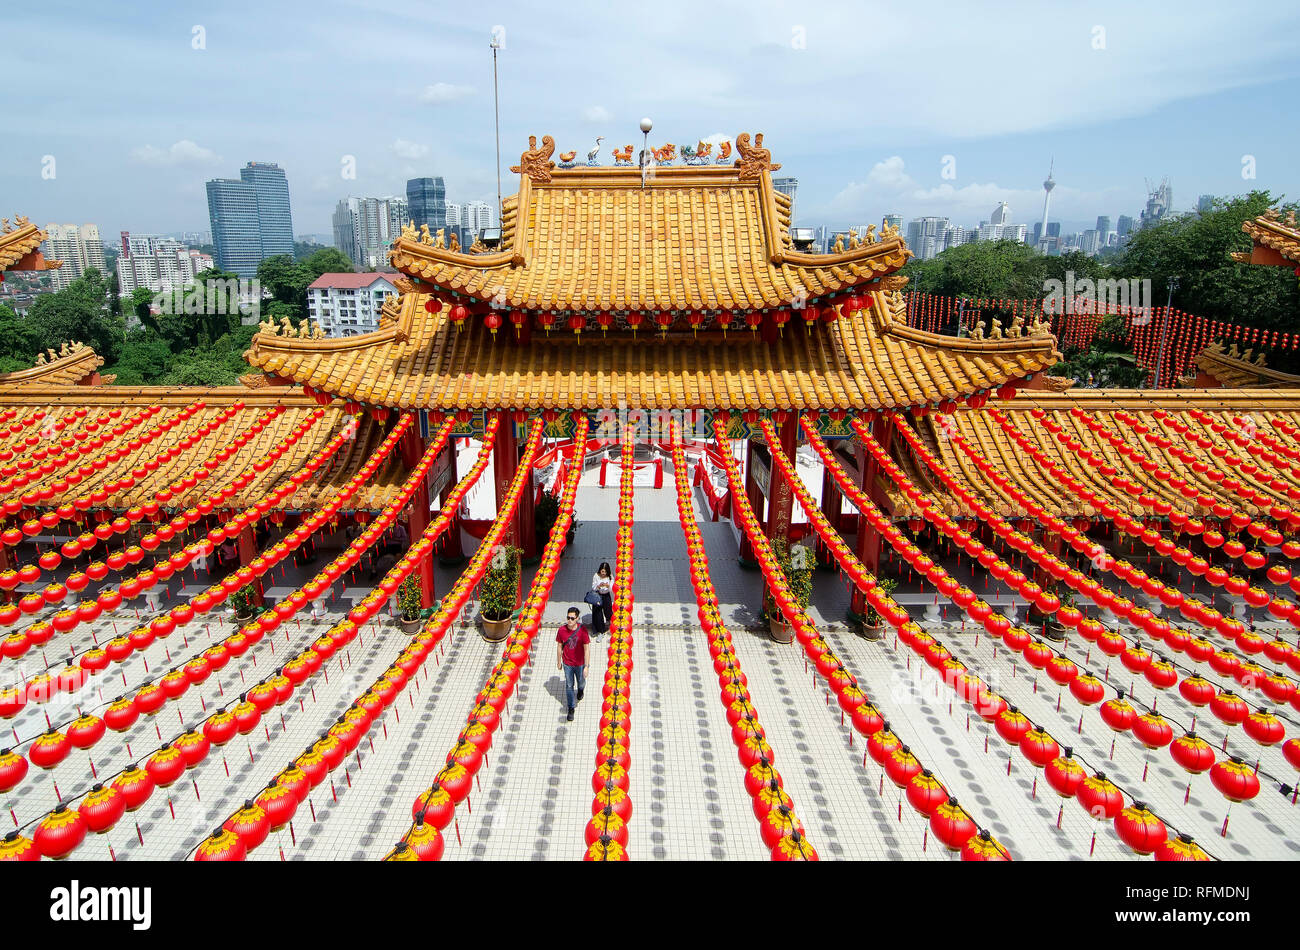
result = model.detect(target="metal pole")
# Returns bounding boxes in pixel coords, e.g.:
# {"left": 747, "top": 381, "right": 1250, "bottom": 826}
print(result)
{"left": 492, "top": 43, "right": 502, "bottom": 225}
{"left": 1151, "top": 276, "right": 1178, "bottom": 388}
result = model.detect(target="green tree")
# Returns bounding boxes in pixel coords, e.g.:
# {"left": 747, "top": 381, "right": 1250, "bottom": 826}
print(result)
{"left": 25, "top": 268, "right": 124, "bottom": 364}
{"left": 0, "top": 303, "right": 42, "bottom": 369}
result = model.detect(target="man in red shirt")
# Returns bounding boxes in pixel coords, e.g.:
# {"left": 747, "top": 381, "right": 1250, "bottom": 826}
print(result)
{"left": 556, "top": 607, "right": 590, "bottom": 721}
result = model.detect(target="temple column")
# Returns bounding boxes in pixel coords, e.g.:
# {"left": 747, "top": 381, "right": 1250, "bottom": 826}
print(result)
{"left": 764, "top": 416, "right": 799, "bottom": 545}
{"left": 739, "top": 438, "right": 764, "bottom": 565}
{"left": 849, "top": 414, "right": 892, "bottom": 617}
{"left": 818, "top": 463, "right": 842, "bottom": 566}
{"left": 399, "top": 427, "right": 435, "bottom": 607}
{"left": 493, "top": 411, "right": 537, "bottom": 558}
{"left": 237, "top": 524, "right": 264, "bottom": 607}
{"left": 437, "top": 435, "right": 465, "bottom": 563}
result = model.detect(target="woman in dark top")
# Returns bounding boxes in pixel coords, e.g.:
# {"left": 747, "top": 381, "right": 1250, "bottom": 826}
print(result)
{"left": 590, "top": 561, "right": 613, "bottom": 634}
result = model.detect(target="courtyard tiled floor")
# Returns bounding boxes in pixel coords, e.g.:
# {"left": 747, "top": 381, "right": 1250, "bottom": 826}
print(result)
{"left": 3, "top": 453, "right": 1297, "bottom": 860}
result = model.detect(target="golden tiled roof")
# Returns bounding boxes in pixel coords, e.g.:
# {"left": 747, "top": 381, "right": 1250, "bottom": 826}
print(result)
{"left": 0, "top": 343, "right": 103, "bottom": 388}
{"left": 0, "top": 218, "right": 62, "bottom": 272}
{"left": 1185, "top": 341, "right": 1300, "bottom": 390}
{"left": 1239, "top": 210, "right": 1300, "bottom": 267}
{"left": 0, "top": 387, "right": 410, "bottom": 512}
{"left": 388, "top": 159, "right": 909, "bottom": 312}
{"left": 893, "top": 389, "right": 1300, "bottom": 520}
{"left": 247, "top": 287, "right": 1060, "bottom": 411}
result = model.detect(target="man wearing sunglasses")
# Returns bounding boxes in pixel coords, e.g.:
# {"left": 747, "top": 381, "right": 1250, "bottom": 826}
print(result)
{"left": 556, "top": 607, "right": 591, "bottom": 722}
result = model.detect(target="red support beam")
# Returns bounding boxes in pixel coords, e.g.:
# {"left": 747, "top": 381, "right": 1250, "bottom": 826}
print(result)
{"left": 438, "top": 436, "right": 465, "bottom": 561}
{"left": 400, "top": 427, "right": 435, "bottom": 609}
{"left": 237, "top": 524, "right": 264, "bottom": 607}
{"left": 849, "top": 415, "right": 891, "bottom": 616}
{"left": 492, "top": 412, "right": 538, "bottom": 559}
{"left": 765, "top": 416, "right": 799, "bottom": 545}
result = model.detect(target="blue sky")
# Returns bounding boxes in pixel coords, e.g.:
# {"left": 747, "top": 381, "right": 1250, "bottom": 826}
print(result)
{"left": 5, "top": 0, "right": 1298, "bottom": 240}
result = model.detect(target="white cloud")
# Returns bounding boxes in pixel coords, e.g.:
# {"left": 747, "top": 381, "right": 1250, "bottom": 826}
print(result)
{"left": 391, "top": 139, "right": 431, "bottom": 160}
{"left": 418, "top": 82, "right": 474, "bottom": 104}
{"left": 129, "top": 140, "right": 219, "bottom": 166}
{"left": 582, "top": 106, "right": 612, "bottom": 123}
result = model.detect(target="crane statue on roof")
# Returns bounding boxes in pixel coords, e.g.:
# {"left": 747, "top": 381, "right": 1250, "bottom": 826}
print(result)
{"left": 587, "top": 136, "right": 604, "bottom": 166}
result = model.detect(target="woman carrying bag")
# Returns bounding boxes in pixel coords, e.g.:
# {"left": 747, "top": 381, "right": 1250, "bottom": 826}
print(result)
{"left": 585, "top": 561, "right": 614, "bottom": 635}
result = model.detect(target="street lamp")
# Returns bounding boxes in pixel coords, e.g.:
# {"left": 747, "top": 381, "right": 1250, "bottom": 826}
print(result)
{"left": 1151, "top": 275, "right": 1179, "bottom": 388}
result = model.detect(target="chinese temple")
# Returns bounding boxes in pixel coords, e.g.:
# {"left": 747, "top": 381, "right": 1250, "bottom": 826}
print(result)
{"left": 0, "top": 142, "right": 1297, "bottom": 864}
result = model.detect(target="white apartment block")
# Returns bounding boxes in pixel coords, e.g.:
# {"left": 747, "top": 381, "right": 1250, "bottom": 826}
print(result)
{"left": 306, "top": 273, "right": 400, "bottom": 337}
{"left": 116, "top": 233, "right": 213, "bottom": 297}
{"left": 41, "top": 224, "right": 106, "bottom": 289}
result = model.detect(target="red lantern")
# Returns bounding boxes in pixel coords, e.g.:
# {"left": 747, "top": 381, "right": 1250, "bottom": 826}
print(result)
{"left": 222, "top": 800, "right": 271, "bottom": 851}
{"left": 78, "top": 782, "right": 127, "bottom": 834}
{"left": 1076, "top": 772, "right": 1124, "bottom": 820}
{"left": 194, "top": 827, "right": 247, "bottom": 861}
{"left": 1114, "top": 802, "right": 1168, "bottom": 856}
{"left": 33, "top": 804, "right": 87, "bottom": 859}
{"left": 1209, "top": 757, "right": 1260, "bottom": 802}
{"left": 1045, "top": 751, "right": 1085, "bottom": 797}
{"left": 929, "top": 798, "right": 977, "bottom": 851}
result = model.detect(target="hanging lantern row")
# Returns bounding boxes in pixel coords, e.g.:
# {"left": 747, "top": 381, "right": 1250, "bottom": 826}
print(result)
{"left": 0, "top": 405, "right": 162, "bottom": 498}
{"left": 387, "top": 415, "right": 587, "bottom": 861}
{"left": 0, "top": 408, "right": 330, "bottom": 648}
{"left": 883, "top": 416, "right": 1299, "bottom": 755}
{"left": 202, "top": 421, "right": 512, "bottom": 861}
{"left": 0, "top": 407, "right": 99, "bottom": 474}
{"left": 715, "top": 413, "right": 1002, "bottom": 858}
{"left": 584, "top": 421, "right": 637, "bottom": 861}
{"left": 14, "top": 422, "right": 450, "bottom": 859}
{"left": 0, "top": 420, "right": 427, "bottom": 798}
{"left": 0, "top": 403, "right": 274, "bottom": 597}
{"left": 990, "top": 408, "right": 1300, "bottom": 638}
{"left": 1059, "top": 405, "right": 1300, "bottom": 552}
{"left": 900, "top": 416, "right": 1300, "bottom": 696}
{"left": 806, "top": 415, "right": 1289, "bottom": 830}
{"left": 667, "top": 425, "right": 818, "bottom": 859}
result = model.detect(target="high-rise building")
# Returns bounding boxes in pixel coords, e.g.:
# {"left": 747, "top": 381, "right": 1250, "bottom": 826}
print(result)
{"left": 445, "top": 202, "right": 462, "bottom": 228}
{"left": 906, "top": 216, "right": 950, "bottom": 260}
{"left": 1140, "top": 179, "right": 1172, "bottom": 229}
{"left": 989, "top": 202, "right": 1011, "bottom": 226}
{"left": 239, "top": 162, "right": 294, "bottom": 259}
{"left": 883, "top": 213, "right": 902, "bottom": 233}
{"left": 406, "top": 177, "right": 447, "bottom": 234}
{"left": 206, "top": 161, "right": 295, "bottom": 278}
{"left": 1197, "top": 194, "right": 1215, "bottom": 215}
{"left": 332, "top": 196, "right": 407, "bottom": 270}
{"left": 1116, "top": 215, "right": 1135, "bottom": 237}
{"left": 1096, "top": 216, "right": 1111, "bottom": 245}
{"left": 464, "top": 201, "right": 494, "bottom": 237}
{"left": 115, "top": 233, "right": 212, "bottom": 297}
{"left": 40, "top": 224, "right": 106, "bottom": 290}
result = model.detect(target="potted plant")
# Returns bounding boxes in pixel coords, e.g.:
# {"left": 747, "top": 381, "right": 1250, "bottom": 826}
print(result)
{"left": 860, "top": 576, "right": 897, "bottom": 641}
{"left": 765, "top": 538, "right": 812, "bottom": 644}
{"left": 397, "top": 574, "right": 424, "bottom": 634}
{"left": 229, "top": 585, "right": 257, "bottom": 623}
{"left": 534, "top": 489, "right": 560, "bottom": 554}
{"left": 479, "top": 544, "right": 521, "bottom": 641}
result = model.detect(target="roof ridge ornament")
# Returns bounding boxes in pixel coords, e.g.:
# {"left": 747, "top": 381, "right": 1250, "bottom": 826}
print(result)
{"left": 734, "top": 132, "right": 780, "bottom": 181}
{"left": 510, "top": 135, "right": 557, "bottom": 184}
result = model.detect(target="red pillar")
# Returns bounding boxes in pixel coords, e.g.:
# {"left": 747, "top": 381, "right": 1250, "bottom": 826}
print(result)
{"left": 849, "top": 415, "right": 891, "bottom": 617}
{"left": 818, "top": 463, "right": 843, "bottom": 566}
{"left": 739, "top": 438, "right": 765, "bottom": 563}
{"left": 438, "top": 437, "right": 464, "bottom": 562}
{"left": 237, "top": 524, "right": 264, "bottom": 607}
{"left": 492, "top": 412, "right": 537, "bottom": 558}
{"left": 399, "top": 427, "right": 435, "bottom": 606}
{"left": 765, "top": 416, "right": 799, "bottom": 545}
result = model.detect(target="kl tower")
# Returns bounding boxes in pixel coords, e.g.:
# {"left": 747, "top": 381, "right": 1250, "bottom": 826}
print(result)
{"left": 1037, "top": 159, "right": 1056, "bottom": 253}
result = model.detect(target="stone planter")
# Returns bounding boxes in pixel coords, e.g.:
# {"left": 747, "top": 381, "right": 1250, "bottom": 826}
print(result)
{"left": 858, "top": 621, "right": 883, "bottom": 642}
{"left": 768, "top": 616, "right": 795, "bottom": 644}
{"left": 399, "top": 616, "right": 424, "bottom": 635}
